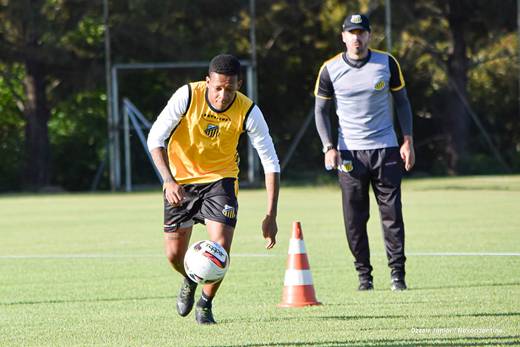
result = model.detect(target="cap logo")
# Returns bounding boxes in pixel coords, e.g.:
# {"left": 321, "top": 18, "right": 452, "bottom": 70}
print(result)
{"left": 351, "top": 15, "right": 362, "bottom": 24}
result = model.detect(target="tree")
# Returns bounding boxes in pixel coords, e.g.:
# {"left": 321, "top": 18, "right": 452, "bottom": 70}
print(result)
{"left": 393, "top": 0, "right": 517, "bottom": 174}
{"left": 1, "top": 0, "right": 518, "bottom": 192}
{"left": 0, "top": 63, "right": 25, "bottom": 191}
{"left": 0, "top": 0, "right": 104, "bottom": 190}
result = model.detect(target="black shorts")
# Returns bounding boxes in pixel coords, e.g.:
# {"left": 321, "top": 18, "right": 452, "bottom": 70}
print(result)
{"left": 163, "top": 178, "right": 238, "bottom": 232}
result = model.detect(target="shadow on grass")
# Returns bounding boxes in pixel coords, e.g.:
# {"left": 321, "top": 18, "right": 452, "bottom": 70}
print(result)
{"left": 218, "top": 314, "right": 408, "bottom": 325}
{"left": 221, "top": 311, "right": 520, "bottom": 325}
{"left": 1, "top": 295, "right": 173, "bottom": 306}
{"left": 434, "top": 312, "right": 520, "bottom": 318}
{"left": 310, "top": 314, "right": 408, "bottom": 321}
{"left": 323, "top": 300, "right": 444, "bottom": 307}
{"left": 411, "top": 281, "right": 520, "bottom": 291}
{"left": 314, "top": 311, "right": 520, "bottom": 321}
{"left": 210, "top": 335, "right": 520, "bottom": 347}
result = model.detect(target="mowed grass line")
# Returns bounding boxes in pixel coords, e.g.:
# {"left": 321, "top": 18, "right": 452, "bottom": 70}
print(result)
{"left": 1, "top": 175, "right": 519, "bottom": 346}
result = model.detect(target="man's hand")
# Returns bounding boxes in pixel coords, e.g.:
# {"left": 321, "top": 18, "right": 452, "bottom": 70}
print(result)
{"left": 262, "top": 214, "right": 278, "bottom": 249}
{"left": 163, "top": 179, "right": 185, "bottom": 206}
{"left": 324, "top": 149, "right": 341, "bottom": 170}
{"left": 400, "top": 136, "right": 415, "bottom": 171}
{"left": 150, "top": 148, "right": 184, "bottom": 204}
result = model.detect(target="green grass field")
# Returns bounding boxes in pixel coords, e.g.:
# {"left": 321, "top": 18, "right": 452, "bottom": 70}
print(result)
{"left": 1, "top": 175, "right": 520, "bottom": 346}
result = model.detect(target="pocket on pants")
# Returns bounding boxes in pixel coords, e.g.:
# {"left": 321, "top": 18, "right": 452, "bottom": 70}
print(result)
{"left": 380, "top": 148, "right": 403, "bottom": 187}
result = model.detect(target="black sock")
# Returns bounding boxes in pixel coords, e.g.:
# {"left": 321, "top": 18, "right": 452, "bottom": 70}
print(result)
{"left": 197, "top": 291, "right": 213, "bottom": 308}
{"left": 184, "top": 276, "right": 197, "bottom": 287}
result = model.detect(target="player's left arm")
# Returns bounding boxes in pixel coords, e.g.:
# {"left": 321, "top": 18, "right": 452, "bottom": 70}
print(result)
{"left": 393, "top": 88, "right": 415, "bottom": 171}
{"left": 262, "top": 172, "right": 279, "bottom": 249}
{"left": 389, "top": 54, "right": 415, "bottom": 171}
{"left": 245, "top": 105, "right": 281, "bottom": 249}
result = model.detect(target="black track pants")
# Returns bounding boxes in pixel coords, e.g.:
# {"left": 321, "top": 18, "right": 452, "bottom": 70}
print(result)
{"left": 338, "top": 147, "right": 406, "bottom": 280}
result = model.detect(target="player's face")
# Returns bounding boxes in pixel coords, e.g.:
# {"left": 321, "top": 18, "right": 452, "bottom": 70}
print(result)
{"left": 342, "top": 29, "right": 370, "bottom": 58}
{"left": 206, "top": 73, "right": 242, "bottom": 111}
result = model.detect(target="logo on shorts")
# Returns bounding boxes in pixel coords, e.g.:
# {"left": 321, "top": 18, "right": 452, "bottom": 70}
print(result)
{"left": 340, "top": 160, "right": 353, "bottom": 172}
{"left": 222, "top": 204, "right": 236, "bottom": 219}
{"left": 374, "top": 80, "right": 385, "bottom": 91}
{"left": 205, "top": 124, "right": 219, "bottom": 138}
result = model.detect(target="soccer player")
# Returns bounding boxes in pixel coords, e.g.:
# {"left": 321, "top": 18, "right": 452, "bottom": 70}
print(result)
{"left": 147, "top": 54, "right": 280, "bottom": 324}
{"left": 314, "top": 14, "right": 415, "bottom": 291}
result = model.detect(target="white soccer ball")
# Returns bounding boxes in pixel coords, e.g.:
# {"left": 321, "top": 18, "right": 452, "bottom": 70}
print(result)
{"left": 184, "top": 240, "right": 229, "bottom": 284}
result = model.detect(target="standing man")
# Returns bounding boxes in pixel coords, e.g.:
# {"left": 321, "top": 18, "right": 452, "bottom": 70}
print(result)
{"left": 147, "top": 54, "right": 280, "bottom": 324}
{"left": 314, "top": 14, "right": 415, "bottom": 291}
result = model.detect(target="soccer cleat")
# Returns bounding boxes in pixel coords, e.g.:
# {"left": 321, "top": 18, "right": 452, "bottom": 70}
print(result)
{"left": 358, "top": 280, "right": 374, "bottom": 291}
{"left": 176, "top": 277, "right": 197, "bottom": 317}
{"left": 391, "top": 277, "right": 407, "bottom": 291}
{"left": 195, "top": 304, "right": 216, "bottom": 324}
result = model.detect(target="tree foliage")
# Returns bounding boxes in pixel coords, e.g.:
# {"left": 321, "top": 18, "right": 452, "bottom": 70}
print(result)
{"left": 0, "top": 0, "right": 518, "bottom": 191}
{"left": 0, "top": 0, "right": 105, "bottom": 190}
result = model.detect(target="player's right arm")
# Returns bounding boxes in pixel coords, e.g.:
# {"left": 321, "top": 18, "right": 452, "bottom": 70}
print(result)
{"left": 150, "top": 148, "right": 185, "bottom": 205}
{"left": 147, "top": 84, "right": 190, "bottom": 205}
{"left": 314, "top": 63, "right": 340, "bottom": 170}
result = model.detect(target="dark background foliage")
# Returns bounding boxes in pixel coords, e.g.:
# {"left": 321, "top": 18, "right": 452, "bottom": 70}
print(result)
{"left": 0, "top": 0, "right": 518, "bottom": 191}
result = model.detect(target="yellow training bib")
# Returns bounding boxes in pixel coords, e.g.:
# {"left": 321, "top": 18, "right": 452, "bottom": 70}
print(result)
{"left": 167, "top": 81, "right": 254, "bottom": 185}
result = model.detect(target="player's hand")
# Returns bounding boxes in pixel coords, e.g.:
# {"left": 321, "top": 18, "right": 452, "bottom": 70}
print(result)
{"left": 400, "top": 137, "right": 415, "bottom": 171}
{"left": 324, "top": 149, "right": 341, "bottom": 170}
{"left": 163, "top": 179, "right": 185, "bottom": 206}
{"left": 262, "top": 214, "right": 278, "bottom": 249}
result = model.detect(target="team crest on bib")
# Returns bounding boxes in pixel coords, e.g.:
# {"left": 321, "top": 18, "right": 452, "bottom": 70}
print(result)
{"left": 222, "top": 204, "right": 236, "bottom": 219}
{"left": 205, "top": 124, "right": 219, "bottom": 138}
{"left": 374, "top": 80, "right": 385, "bottom": 91}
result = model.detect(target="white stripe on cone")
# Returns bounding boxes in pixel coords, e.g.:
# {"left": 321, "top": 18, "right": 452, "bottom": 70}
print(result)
{"left": 288, "top": 239, "right": 306, "bottom": 254}
{"left": 283, "top": 269, "right": 314, "bottom": 286}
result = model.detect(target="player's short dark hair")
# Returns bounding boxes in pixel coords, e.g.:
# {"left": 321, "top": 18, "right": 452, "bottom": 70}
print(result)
{"left": 208, "top": 54, "right": 241, "bottom": 77}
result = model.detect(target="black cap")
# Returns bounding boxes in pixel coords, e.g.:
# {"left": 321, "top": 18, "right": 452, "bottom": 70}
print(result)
{"left": 342, "top": 14, "right": 371, "bottom": 32}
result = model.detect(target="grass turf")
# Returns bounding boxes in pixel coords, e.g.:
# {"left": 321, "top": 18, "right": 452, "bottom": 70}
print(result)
{"left": 1, "top": 175, "right": 519, "bottom": 346}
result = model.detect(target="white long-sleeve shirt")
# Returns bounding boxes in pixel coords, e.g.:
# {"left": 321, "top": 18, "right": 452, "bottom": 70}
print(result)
{"left": 147, "top": 84, "right": 280, "bottom": 173}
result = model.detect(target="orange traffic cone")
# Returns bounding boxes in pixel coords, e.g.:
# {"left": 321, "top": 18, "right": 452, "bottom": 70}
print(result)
{"left": 278, "top": 221, "right": 321, "bottom": 307}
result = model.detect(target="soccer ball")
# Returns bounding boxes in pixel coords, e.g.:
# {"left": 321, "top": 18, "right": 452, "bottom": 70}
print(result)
{"left": 184, "top": 240, "right": 229, "bottom": 284}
